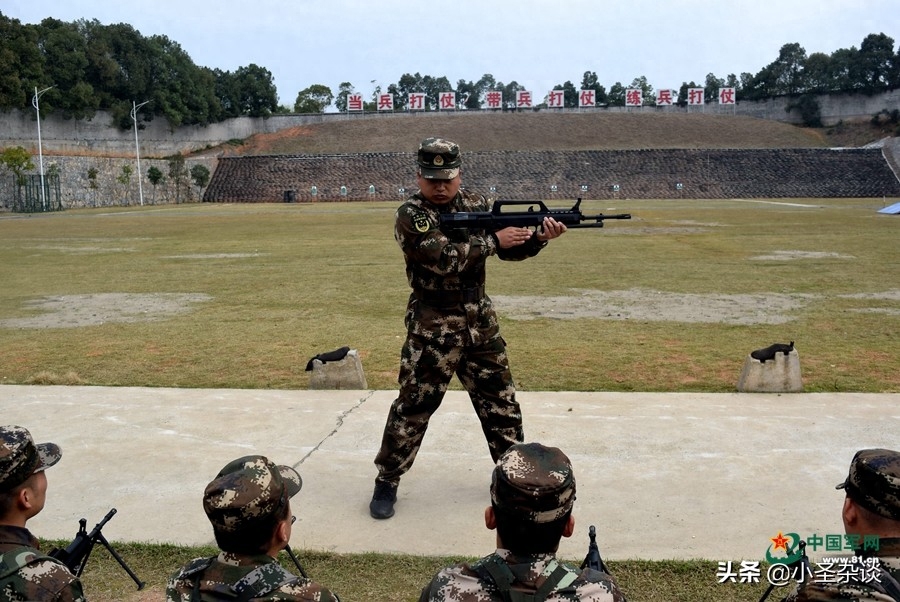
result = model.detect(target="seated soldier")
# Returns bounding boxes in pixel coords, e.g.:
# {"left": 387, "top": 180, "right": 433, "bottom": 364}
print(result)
{"left": 419, "top": 442, "right": 626, "bottom": 602}
{"left": 0, "top": 425, "right": 85, "bottom": 601}
{"left": 166, "top": 454, "right": 340, "bottom": 601}
{"left": 781, "top": 448, "right": 900, "bottom": 601}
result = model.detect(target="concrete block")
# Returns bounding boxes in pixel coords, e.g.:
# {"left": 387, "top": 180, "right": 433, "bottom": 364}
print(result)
{"left": 308, "top": 349, "right": 367, "bottom": 390}
{"left": 737, "top": 350, "right": 803, "bottom": 392}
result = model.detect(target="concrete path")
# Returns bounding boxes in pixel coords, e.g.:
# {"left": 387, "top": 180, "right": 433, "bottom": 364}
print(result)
{"left": 2, "top": 385, "right": 897, "bottom": 562}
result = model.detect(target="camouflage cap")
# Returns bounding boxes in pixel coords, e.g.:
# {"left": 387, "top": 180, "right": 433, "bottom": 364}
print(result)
{"left": 203, "top": 455, "right": 303, "bottom": 533}
{"left": 417, "top": 137, "right": 461, "bottom": 180}
{"left": 836, "top": 448, "right": 900, "bottom": 521}
{"left": 0, "top": 425, "right": 62, "bottom": 492}
{"left": 491, "top": 442, "right": 576, "bottom": 524}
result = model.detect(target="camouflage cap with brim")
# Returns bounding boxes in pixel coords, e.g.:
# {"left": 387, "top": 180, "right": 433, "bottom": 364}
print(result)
{"left": 203, "top": 455, "right": 303, "bottom": 533}
{"left": 836, "top": 448, "right": 900, "bottom": 521}
{"left": 491, "top": 442, "right": 576, "bottom": 524}
{"left": 417, "top": 137, "right": 461, "bottom": 180}
{"left": 0, "top": 425, "right": 62, "bottom": 492}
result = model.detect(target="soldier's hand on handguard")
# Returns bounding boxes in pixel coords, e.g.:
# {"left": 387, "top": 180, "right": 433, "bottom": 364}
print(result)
{"left": 536, "top": 217, "right": 567, "bottom": 241}
{"left": 495, "top": 226, "right": 533, "bottom": 248}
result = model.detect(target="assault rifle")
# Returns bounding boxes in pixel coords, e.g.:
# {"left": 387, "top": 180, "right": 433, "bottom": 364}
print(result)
{"left": 439, "top": 198, "right": 631, "bottom": 231}
{"left": 580, "top": 525, "right": 610, "bottom": 575}
{"left": 49, "top": 508, "right": 145, "bottom": 590}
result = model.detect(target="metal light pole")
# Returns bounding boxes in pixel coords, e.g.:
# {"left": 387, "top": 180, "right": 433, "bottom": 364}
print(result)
{"left": 32, "top": 86, "right": 53, "bottom": 210}
{"left": 131, "top": 100, "right": 150, "bottom": 206}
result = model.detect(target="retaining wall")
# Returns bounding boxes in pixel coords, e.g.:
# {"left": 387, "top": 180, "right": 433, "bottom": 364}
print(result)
{"left": 204, "top": 148, "right": 900, "bottom": 202}
{"left": 0, "top": 155, "right": 217, "bottom": 210}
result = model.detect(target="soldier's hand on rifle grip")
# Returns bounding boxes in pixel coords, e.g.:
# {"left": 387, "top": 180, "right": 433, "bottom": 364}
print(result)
{"left": 536, "top": 217, "right": 567, "bottom": 242}
{"left": 494, "top": 226, "right": 533, "bottom": 248}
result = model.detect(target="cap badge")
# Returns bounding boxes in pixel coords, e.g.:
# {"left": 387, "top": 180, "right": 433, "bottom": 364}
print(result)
{"left": 433, "top": 155, "right": 444, "bottom": 167}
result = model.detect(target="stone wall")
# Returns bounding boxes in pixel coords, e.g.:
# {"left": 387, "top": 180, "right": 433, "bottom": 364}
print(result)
{"left": 0, "top": 155, "right": 217, "bottom": 210}
{"left": 204, "top": 148, "right": 900, "bottom": 202}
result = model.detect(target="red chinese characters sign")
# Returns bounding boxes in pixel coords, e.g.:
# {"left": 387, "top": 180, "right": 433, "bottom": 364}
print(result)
{"left": 439, "top": 92, "right": 456, "bottom": 110}
{"left": 485, "top": 91, "right": 503, "bottom": 109}
{"left": 688, "top": 88, "right": 705, "bottom": 105}
{"left": 516, "top": 90, "right": 532, "bottom": 108}
{"left": 656, "top": 89, "right": 674, "bottom": 106}
{"left": 718, "top": 87, "right": 736, "bottom": 105}
{"left": 347, "top": 93, "right": 363, "bottom": 112}
{"left": 579, "top": 89, "right": 595, "bottom": 107}
{"left": 625, "top": 88, "right": 642, "bottom": 107}
{"left": 408, "top": 93, "right": 425, "bottom": 111}
{"left": 547, "top": 90, "right": 564, "bottom": 108}
{"left": 377, "top": 94, "right": 393, "bottom": 111}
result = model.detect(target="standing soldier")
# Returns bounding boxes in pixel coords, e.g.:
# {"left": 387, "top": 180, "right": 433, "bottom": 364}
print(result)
{"left": 370, "top": 138, "right": 567, "bottom": 519}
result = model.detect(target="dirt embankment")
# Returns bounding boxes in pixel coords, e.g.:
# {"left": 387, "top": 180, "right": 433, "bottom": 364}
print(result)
{"left": 203, "top": 112, "right": 889, "bottom": 158}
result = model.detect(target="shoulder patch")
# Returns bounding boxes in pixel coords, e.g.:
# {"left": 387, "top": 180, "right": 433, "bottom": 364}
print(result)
{"left": 413, "top": 213, "right": 430, "bottom": 233}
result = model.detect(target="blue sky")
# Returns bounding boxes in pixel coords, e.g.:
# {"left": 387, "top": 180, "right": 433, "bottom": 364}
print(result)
{"left": 4, "top": 0, "right": 897, "bottom": 106}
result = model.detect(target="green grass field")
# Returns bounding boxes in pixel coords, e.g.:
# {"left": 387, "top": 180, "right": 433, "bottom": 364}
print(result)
{"left": 1, "top": 197, "right": 898, "bottom": 393}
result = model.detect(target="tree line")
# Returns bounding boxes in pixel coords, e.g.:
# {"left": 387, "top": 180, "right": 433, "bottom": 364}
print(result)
{"left": 1, "top": 11, "right": 897, "bottom": 125}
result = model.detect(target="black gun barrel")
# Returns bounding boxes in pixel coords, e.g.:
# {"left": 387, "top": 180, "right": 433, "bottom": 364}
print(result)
{"left": 86, "top": 508, "right": 117, "bottom": 537}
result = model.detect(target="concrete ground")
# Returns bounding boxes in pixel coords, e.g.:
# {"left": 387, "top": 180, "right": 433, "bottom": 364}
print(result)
{"left": 2, "top": 385, "right": 897, "bottom": 563}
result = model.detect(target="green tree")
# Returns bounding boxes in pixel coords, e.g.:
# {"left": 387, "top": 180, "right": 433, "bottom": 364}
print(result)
{"left": 550, "top": 81, "right": 579, "bottom": 108}
{"left": 147, "top": 165, "right": 164, "bottom": 204}
{"left": 499, "top": 80, "right": 524, "bottom": 109}
{"left": 116, "top": 164, "right": 133, "bottom": 204}
{"left": 676, "top": 81, "right": 701, "bottom": 106}
{"left": 456, "top": 79, "right": 478, "bottom": 109}
{"left": 294, "top": 84, "right": 333, "bottom": 113}
{"left": 803, "top": 52, "right": 833, "bottom": 92}
{"left": 0, "top": 14, "right": 43, "bottom": 110}
{"left": 786, "top": 94, "right": 822, "bottom": 127}
{"left": 36, "top": 18, "right": 98, "bottom": 119}
{"left": 608, "top": 82, "right": 626, "bottom": 107}
{"left": 629, "top": 76, "right": 654, "bottom": 105}
{"left": 167, "top": 154, "right": 189, "bottom": 203}
{"left": 230, "top": 64, "right": 278, "bottom": 117}
{"left": 580, "top": 71, "right": 608, "bottom": 106}
{"left": 334, "top": 82, "right": 354, "bottom": 112}
{"left": 190, "top": 164, "right": 210, "bottom": 199}
{"left": 0, "top": 146, "right": 34, "bottom": 185}
{"left": 87, "top": 166, "right": 99, "bottom": 207}
{"left": 703, "top": 73, "right": 724, "bottom": 103}
{"left": 857, "top": 33, "right": 898, "bottom": 91}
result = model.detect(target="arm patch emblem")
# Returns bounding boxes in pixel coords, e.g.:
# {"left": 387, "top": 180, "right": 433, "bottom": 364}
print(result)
{"left": 413, "top": 214, "right": 430, "bottom": 233}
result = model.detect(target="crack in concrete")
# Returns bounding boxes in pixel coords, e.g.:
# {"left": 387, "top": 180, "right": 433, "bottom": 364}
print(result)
{"left": 294, "top": 391, "right": 374, "bottom": 466}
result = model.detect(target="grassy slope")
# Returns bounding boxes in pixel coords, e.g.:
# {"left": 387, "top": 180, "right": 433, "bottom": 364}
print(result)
{"left": 214, "top": 112, "right": 835, "bottom": 156}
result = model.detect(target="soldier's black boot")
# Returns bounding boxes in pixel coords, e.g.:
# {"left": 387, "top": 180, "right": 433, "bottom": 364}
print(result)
{"left": 369, "top": 480, "right": 398, "bottom": 519}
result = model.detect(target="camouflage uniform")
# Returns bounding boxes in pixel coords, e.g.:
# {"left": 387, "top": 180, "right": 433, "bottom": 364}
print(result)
{"left": 0, "top": 525, "right": 86, "bottom": 602}
{"left": 781, "top": 449, "right": 900, "bottom": 602}
{"left": 166, "top": 455, "right": 339, "bottom": 602}
{"left": 374, "top": 139, "right": 549, "bottom": 488}
{"left": 166, "top": 551, "right": 338, "bottom": 602}
{"left": 420, "top": 443, "right": 626, "bottom": 602}
{"left": 0, "top": 425, "right": 85, "bottom": 602}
